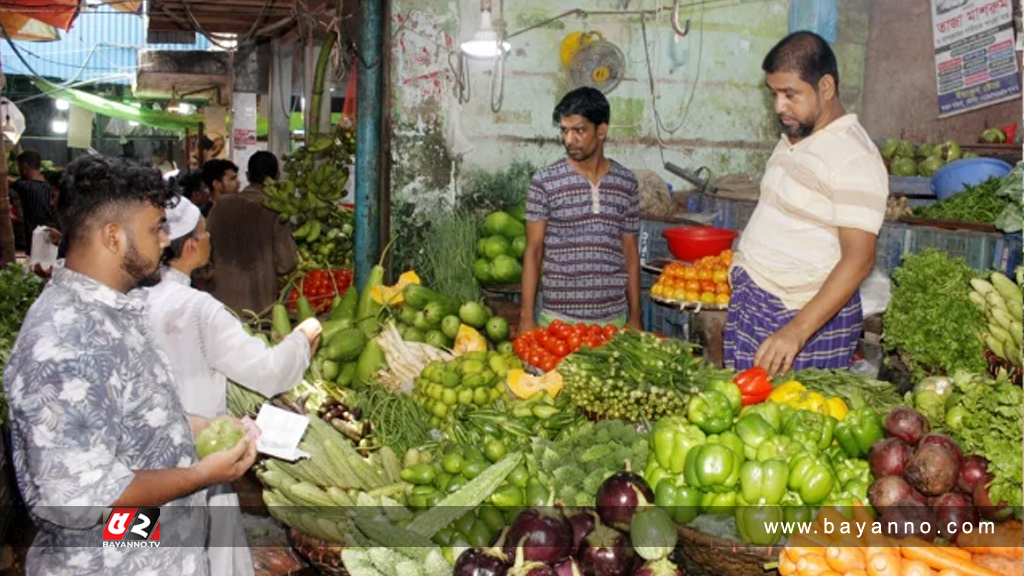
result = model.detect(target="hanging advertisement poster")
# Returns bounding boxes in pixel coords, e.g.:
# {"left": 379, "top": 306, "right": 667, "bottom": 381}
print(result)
{"left": 931, "top": 0, "right": 1021, "bottom": 117}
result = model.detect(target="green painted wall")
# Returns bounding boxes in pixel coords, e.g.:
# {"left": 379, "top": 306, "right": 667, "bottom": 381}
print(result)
{"left": 388, "top": 0, "right": 872, "bottom": 210}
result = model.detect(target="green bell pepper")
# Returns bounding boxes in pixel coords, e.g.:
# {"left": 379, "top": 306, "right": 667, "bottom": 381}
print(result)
{"left": 755, "top": 435, "right": 800, "bottom": 462}
{"left": 834, "top": 458, "right": 871, "bottom": 487}
{"left": 781, "top": 505, "right": 815, "bottom": 535}
{"left": 735, "top": 505, "right": 783, "bottom": 546}
{"left": 783, "top": 409, "right": 837, "bottom": 451}
{"left": 823, "top": 490, "right": 858, "bottom": 520}
{"left": 707, "top": 431, "right": 745, "bottom": 461}
{"left": 654, "top": 477, "right": 703, "bottom": 525}
{"left": 735, "top": 413, "right": 778, "bottom": 460}
{"left": 842, "top": 479, "right": 870, "bottom": 503}
{"left": 739, "top": 459, "right": 790, "bottom": 506}
{"left": 707, "top": 380, "right": 743, "bottom": 416}
{"left": 688, "top": 390, "right": 734, "bottom": 434}
{"left": 700, "top": 490, "right": 737, "bottom": 515}
{"left": 651, "top": 417, "right": 707, "bottom": 474}
{"left": 645, "top": 460, "right": 672, "bottom": 493}
{"left": 787, "top": 452, "right": 836, "bottom": 505}
{"left": 834, "top": 407, "right": 884, "bottom": 459}
{"left": 740, "top": 401, "right": 784, "bottom": 432}
{"left": 685, "top": 443, "right": 741, "bottom": 492}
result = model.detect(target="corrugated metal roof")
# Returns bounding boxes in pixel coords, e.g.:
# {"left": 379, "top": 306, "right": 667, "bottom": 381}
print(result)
{"left": 1, "top": 7, "right": 211, "bottom": 85}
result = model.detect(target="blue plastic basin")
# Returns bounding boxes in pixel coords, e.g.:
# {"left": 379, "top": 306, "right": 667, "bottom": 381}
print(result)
{"left": 931, "top": 158, "right": 1013, "bottom": 200}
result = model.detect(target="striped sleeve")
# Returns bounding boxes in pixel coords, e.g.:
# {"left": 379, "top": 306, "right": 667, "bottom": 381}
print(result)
{"left": 526, "top": 172, "right": 548, "bottom": 222}
{"left": 831, "top": 153, "right": 888, "bottom": 235}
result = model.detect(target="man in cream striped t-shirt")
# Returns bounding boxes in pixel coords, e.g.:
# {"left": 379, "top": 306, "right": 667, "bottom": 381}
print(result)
{"left": 725, "top": 31, "right": 888, "bottom": 376}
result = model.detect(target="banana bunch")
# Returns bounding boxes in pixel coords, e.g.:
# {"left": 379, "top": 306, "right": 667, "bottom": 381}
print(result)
{"left": 256, "top": 414, "right": 409, "bottom": 543}
{"left": 970, "top": 266, "right": 1023, "bottom": 366}
{"left": 262, "top": 124, "right": 357, "bottom": 269}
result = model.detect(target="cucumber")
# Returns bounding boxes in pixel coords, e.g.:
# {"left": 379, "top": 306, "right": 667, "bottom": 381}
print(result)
{"left": 324, "top": 328, "right": 368, "bottom": 361}
{"left": 271, "top": 304, "right": 292, "bottom": 338}
{"left": 403, "top": 284, "right": 448, "bottom": 311}
{"left": 354, "top": 340, "right": 385, "bottom": 388}
{"left": 296, "top": 296, "right": 315, "bottom": 322}
{"left": 336, "top": 362, "right": 357, "bottom": 386}
{"left": 321, "top": 319, "right": 353, "bottom": 343}
{"left": 405, "top": 452, "right": 522, "bottom": 538}
{"left": 331, "top": 287, "right": 359, "bottom": 322}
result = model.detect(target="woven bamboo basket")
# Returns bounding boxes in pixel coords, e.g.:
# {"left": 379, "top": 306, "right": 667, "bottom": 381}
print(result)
{"left": 676, "top": 523, "right": 781, "bottom": 576}
{"left": 288, "top": 527, "right": 349, "bottom": 576}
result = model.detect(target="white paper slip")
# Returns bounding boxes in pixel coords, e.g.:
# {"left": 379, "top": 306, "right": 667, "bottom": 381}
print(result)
{"left": 255, "top": 404, "right": 311, "bottom": 461}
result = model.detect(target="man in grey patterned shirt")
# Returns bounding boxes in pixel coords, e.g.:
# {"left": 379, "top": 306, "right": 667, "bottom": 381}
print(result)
{"left": 520, "top": 87, "right": 643, "bottom": 332}
{"left": 2, "top": 155, "right": 257, "bottom": 576}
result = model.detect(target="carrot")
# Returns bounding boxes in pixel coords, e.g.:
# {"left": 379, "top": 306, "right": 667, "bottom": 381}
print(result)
{"left": 853, "top": 502, "right": 875, "bottom": 525}
{"left": 943, "top": 548, "right": 972, "bottom": 562}
{"left": 790, "top": 546, "right": 828, "bottom": 564}
{"left": 972, "top": 554, "right": 1024, "bottom": 576}
{"left": 827, "top": 546, "right": 867, "bottom": 573}
{"left": 799, "top": 555, "right": 834, "bottom": 576}
{"left": 867, "top": 546, "right": 901, "bottom": 561}
{"left": 936, "top": 569, "right": 965, "bottom": 576}
{"left": 901, "top": 559, "right": 936, "bottom": 576}
{"left": 867, "top": 553, "right": 904, "bottom": 576}
{"left": 844, "top": 571, "right": 868, "bottom": 576}
{"left": 780, "top": 554, "right": 799, "bottom": 576}
{"left": 901, "top": 546, "right": 1005, "bottom": 576}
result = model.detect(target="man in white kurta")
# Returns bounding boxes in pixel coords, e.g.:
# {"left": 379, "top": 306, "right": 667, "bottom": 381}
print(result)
{"left": 147, "top": 198, "right": 322, "bottom": 576}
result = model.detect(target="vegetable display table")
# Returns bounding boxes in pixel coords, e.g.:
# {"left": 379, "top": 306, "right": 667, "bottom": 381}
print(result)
{"left": 648, "top": 295, "right": 728, "bottom": 368}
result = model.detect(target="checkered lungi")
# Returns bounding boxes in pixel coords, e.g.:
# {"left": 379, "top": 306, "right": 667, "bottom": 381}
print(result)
{"left": 724, "top": 267, "right": 863, "bottom": 371}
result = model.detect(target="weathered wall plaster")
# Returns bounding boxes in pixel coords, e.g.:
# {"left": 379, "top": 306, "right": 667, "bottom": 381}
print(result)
{"left": 389, "top": 0, "right": 873, "bottom": 210}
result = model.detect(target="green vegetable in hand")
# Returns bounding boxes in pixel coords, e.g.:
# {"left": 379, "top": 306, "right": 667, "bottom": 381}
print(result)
{"left": 195, "top": 419, "right": 244, "bottom": 459}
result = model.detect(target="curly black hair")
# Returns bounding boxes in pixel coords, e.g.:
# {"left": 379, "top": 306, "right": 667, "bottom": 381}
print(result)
{"left": 58, "top": 155, "right": 177, "bottom": 245}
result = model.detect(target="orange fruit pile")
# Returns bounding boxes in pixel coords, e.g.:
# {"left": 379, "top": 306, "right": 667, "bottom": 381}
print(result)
{"left": 651, "top": 249, "right": 733, "bottom": 306}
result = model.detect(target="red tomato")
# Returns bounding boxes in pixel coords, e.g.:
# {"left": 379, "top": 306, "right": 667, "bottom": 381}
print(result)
{"left": 586, "top": 336, "right": 603, "bottom": 349}
{"left": 551, "top": 324, "right": 571, "bottom": 339}
{"left": 529, "top": 350, "right": 544, "bottom": 367}
{"left": 603, "top": 325, "right": 618, "bottom": 340}
{"left": 588, "top": 324, "right": 603, "bottom": 338}
{"left": 567, "top": 334, "right": 582, "bottom": 349}
{"left": 553, "top": 341, "right": 569, "bottom": 357}
{"left": 572, "top": 323, "right": 588, "bottom": 338}
{"left": 543, "top": 337, "right": 562, "bottom": 355}
{"left": 538, "top": 355, "right": 557, "bottom": 372}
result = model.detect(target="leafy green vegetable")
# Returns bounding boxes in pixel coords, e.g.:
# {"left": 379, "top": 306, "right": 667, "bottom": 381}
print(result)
{"left": 913, "top": 177, "right": 1005, "bottom": 223}
{"left": 882, "top": 250, "right": 988, "bottom": 379}
{"left": 994, "top": 162, "right": 1023, "bottom": 233}
{"left": 948, "top": 372, "right": 1022, "bottom": 518}
{"left": 0, "top": 265, "right": 45, "bottom": 425}
{"left": 419, "top": 209, "right": 480, "bottom": 304}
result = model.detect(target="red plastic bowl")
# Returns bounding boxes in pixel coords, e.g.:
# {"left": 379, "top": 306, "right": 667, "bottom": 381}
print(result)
{"left": 661, "top": 226, "right": 738, "bottom": 262}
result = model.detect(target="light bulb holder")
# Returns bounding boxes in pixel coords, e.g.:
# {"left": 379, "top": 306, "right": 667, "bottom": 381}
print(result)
{"left": 54, "top": 98, "right": 70, "bottom": 111}
{"left": 460, "top": 10, "right": 510, "bottom": 58}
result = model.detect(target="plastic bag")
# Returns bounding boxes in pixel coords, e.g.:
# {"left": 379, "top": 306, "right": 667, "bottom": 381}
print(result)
{"left": 29, "top": 226, "right": 58, "bottom": 271}
{"left": 788, "top": 0, "right": 838, "bottom": 44}
{"left": 859, "top": 267, "right": 892, "bottom": 317}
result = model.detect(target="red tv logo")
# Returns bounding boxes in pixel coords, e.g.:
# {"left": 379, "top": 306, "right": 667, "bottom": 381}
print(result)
{"left": 102, "top": 508, "right": 161, "bottom": 548}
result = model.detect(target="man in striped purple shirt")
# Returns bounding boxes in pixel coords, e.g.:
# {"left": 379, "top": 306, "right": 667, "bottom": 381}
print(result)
{"left": 520, "top": 88, "right": 643, "bottom": 332}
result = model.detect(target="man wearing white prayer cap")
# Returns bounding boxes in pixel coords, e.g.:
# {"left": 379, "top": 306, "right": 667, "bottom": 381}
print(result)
{"left": 146, "top": 196, "right": 322, "bottom": 576}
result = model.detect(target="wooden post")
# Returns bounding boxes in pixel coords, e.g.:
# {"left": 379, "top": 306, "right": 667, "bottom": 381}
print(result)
{"left": 0, "top": 100, "right": 15, "bottom": 266}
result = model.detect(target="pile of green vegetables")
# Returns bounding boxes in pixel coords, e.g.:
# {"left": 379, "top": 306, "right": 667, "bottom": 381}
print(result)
{"left": 528, "top": 419, "right": 649, "bottom": 507}
{"left": 913, "top": 177, "right": 1005, "bottom": 223}
{"left": 994, "top": 162, "right": 1023, "bottom": 233}
{"left": 0, "top": 265, "right": 44, "bottom": 425}
{"left": 561, "top": 330, "right": 730, "bottom": 422}
{"left": 882, "top": 249, "right": 988, "bottom": 379}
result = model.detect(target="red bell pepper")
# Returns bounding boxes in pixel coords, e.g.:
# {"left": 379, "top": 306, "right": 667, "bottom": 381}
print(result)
{"left": 734, "top": 367, "right": 772, "bottom": 406}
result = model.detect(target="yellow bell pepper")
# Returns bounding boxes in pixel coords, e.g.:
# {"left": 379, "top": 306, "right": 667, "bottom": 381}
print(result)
{"left": 766, "top": 380, "right": 849, "bottom": 421}
{"left": 370, "top": 271, "right": 421, "bottom": 306}
{"left": 767, "top": 381, "right": 806, "bottom": 405}
{"left": 824, "top": 397, "right": 849, "bottom": 421}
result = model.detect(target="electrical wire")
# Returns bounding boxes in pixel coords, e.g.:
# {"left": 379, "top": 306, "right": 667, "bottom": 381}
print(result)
{"left": 178, "top": 0, "right": 278, "bottom": 49}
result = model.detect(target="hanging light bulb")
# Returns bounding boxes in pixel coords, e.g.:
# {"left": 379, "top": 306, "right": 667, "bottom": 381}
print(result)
{"left": 51, "top": 119, "right": 68, "bottom": 134}
{"left": 54, "top": 98, "right": 70, "bottom": 111}
{"left": 460, "top": 0, "right": 510, "bottom": 59}
{"left": 166, "top": 86, "right": 181, "bottom": 113}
